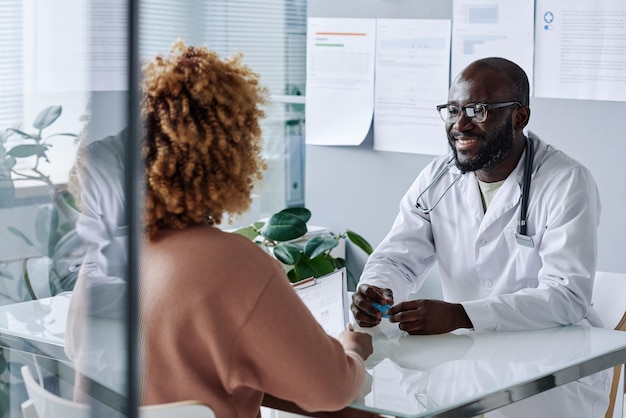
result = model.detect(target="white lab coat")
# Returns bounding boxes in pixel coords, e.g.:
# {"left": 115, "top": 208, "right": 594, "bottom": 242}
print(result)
{"left": 65, "top": 130, "right": 128, "bottom": 417}
{"left": 360, "top": 132, "right": 610, "bottom": 417}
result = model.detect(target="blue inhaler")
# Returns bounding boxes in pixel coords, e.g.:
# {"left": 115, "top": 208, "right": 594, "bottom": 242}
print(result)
{"left": 372, "top": 302, "right": 392, "bottom": 318}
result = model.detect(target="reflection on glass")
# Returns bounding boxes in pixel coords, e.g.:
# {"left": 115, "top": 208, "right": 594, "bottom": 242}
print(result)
{"left": 0, "top": 0, "right": 307, "bottom": 416}
{"left": 359, "top": 323, "right": 609, "bottom": 417}
{"left": 0, "top": 1, "right": 129, "bottom": 417}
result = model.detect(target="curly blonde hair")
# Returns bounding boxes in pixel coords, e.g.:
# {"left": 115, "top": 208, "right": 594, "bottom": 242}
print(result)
{"left": 142, "top": 40, "right": 268, "bottom": 240}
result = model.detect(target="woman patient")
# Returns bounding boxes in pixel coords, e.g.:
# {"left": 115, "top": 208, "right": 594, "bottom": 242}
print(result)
{"left": 139, "top": 40, "right": 373, "bottom": 417}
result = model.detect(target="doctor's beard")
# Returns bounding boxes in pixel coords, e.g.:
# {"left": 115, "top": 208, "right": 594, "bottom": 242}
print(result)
{"left": 450, "top": 117, "right": 514, "bottom": 173}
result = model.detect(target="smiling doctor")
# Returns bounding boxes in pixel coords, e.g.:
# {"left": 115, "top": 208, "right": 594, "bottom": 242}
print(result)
{"left": 351, "top": 57, "right": 610, "bottom": 417}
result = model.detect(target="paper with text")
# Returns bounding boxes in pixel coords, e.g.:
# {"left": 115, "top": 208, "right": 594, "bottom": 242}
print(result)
{"left": 534, "top": 0, "right": 626, "bottom": 102}
{"left": 451, "top": 0, "right": 535, "bottom": 91}
{"left": 293, "top": 268, "right": 347, "bottom": 337}
{"left": 373, "top": 19, "right": 451, "bottom": 156}
{"left": 305, "top": 18, "right": 376, "bottom": 146}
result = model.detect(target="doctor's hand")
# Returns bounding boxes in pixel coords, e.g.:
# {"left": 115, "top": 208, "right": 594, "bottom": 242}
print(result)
{"left": 351, "top": 284, "right": 394, "bottom": 328}
{"left": 387, "top": 299, "right": 473, "bottom": 335}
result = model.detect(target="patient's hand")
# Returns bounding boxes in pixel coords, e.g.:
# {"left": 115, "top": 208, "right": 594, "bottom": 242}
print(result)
{"left": 337, "top": 330, "right": 373, "bottom": 361}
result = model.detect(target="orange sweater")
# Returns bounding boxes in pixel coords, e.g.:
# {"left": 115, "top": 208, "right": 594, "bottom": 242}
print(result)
{"left": 139, "top": 226, "right": 366, "bottom": 417}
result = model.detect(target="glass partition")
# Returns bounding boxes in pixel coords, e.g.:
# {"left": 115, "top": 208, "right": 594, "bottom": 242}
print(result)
{"left": 0, "top": 0, "right": 306, "bottom": 416}
{"left": 0, "top": 1, "right": 130, "bottom": 416}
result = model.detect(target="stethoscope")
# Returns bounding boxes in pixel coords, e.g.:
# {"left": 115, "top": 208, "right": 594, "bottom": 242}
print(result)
{"left": 415, "top": 136, "right": 535, "bottom": 248}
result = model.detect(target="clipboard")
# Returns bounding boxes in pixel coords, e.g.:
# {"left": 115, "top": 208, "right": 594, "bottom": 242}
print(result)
{"left": 292, "top": 267, "right": 349, "bottom": 337}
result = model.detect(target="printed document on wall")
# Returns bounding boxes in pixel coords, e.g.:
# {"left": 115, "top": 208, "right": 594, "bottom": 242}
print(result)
{"left": 534, "top": 0, "right": 626, "bottom": 102}
{"left": 373, "top": 19, "right": 451, "bottom": 156}
{"left": 305, "top": 18, "right": 376, "bottom": 146}
{"left": 451, "top": 0, "right": 535, "bottom": 90}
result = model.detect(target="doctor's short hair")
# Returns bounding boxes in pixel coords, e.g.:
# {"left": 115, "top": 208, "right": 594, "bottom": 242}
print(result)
{"left": 141, "top": 39, "right": 268, "bottom": 240}
{"left": 473, "top": 57, "right": 530, "bottom": 107}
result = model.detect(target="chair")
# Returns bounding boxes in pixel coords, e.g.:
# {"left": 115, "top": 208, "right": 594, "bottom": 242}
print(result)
{"left": 20, "top": 365, "right": 216, "bottom": 418}
{"left": 592, "top": 271, "right": 626, "bottom": 418}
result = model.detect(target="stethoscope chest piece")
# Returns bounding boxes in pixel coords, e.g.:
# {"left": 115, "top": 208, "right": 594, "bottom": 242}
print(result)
{"left": 515, "top": 231, "right": 534, "bottom": 248}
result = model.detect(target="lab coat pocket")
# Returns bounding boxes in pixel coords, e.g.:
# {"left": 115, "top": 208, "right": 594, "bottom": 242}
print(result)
{"left": 504, "top": 229, "right": 540, "bottom": 285}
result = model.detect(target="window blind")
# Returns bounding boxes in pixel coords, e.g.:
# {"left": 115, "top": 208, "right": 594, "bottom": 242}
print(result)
{"left": 0, "top": 1, "right": 23, "bottom": 128}
{"left": 139, "top": 0, "right": 307, "bottom": 213}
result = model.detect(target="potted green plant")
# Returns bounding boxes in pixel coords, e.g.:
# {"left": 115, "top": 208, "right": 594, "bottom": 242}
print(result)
{"left": 0, "top": 105, "right": 85, "bottom": 300}
{"left": 234, "top": 207, "right": 373, "bottom": 284}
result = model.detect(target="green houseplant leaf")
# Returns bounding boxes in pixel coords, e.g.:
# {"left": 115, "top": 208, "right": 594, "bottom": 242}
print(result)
{"left": 333, "top": 257, "right": 346, "bottom": 269}
{"left": 233, "top": 221, "right": 265, "bottom": 240}
{"left": 261, "top": 212, "right": 307, "bottom": 242}
{"left": 346, "top": 229, "right": 373, "bottom": 255}
{"left": 304, "top": 235, "right": 338, "bottom": 259}
{"left": 273, "top": 242, "right": 302, "bottom": 265}
{"left": 279, "top": 207, "right": 311, "bottom": 223}
{"left": 293, "top": 255, "right": 335, "bottom": 281}
{"left": 7, "top": 226, "right": 36, "bottom": 248}
{"left": 7, "top": 144, "right": 42, "bottom": 158}
{"left": 6, "top": 128, "right": 39, "bottom": 141}
{"left": 33, "top": 105, "right": 62, "bottom": 130}
{"left": 234, "top": 207, "right": 373, "bottom": 284}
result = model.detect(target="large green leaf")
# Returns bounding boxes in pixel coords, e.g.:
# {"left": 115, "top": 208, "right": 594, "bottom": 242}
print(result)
{"left": 232, "top": 221, "right": 265, "bottom": 240}
{"left": 233, "top": 225, "right": 259, "bottom": 240}
{"left": 7, "top": 144, "right": 41, "bottom": 158}
{"left": 293, "top": 255, "right": 335, "bottom": 279}
{"left": 7, "top": 226, "right": 35, "bottom": 248}
{"left": 287, "top": 268, "right": 301, "bottom": 283}
{"left": 33, "top": 105, "right": 62, "bottom": 129}
{"left": 6, "top": 128, "right": 39, "bottom": 141}
{"left": 52, "top": 229, "right": 84, "bottom": 260}
{"left": 279, "top": 207, "right": 311, "bottom": 223}
{"left": 346, "top": 229, "right": 373, "bottom": 255}
{"left": 333, "top": 257, "right": 346, "bottom": 269}
{"left": 273, "top": 242, "right": 302, "bottom": 265}
{"left": 261, "top": 212, "right": 307, "bottom": 242}
{"left": 304, "top": 235, "right": 338, "bottom": 259}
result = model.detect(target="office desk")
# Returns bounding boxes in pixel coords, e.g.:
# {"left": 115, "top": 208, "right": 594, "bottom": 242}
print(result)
{"left": 0, "top": 293, "right": 128, "bottom": 412}
{"left": 345, "top": 320, "right": 626, "bottom": 417}
{"left": 266, "top": 319, "right": 626, "bottom": 417}
{"left": 1, "top": 294, "right": 626, "bottom": 417}
{"left": 0, "top": 292, "right": 70, "bottom": 361}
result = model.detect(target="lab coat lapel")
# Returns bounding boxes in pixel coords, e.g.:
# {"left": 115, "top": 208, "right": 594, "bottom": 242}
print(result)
{"left": 479, "top": 153, "right": 526, "bottom": 234}
{"left": 458, "top": 170, "right": 484, "bottom": 225}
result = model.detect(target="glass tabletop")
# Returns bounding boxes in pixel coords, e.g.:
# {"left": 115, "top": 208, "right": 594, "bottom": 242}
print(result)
{"left": 350, "top": 321, "right": 626, "bottom": 417}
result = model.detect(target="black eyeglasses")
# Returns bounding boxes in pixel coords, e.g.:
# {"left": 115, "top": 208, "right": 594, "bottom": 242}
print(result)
{"left": 436, "top": 101, "right": 522, "bottom": 124}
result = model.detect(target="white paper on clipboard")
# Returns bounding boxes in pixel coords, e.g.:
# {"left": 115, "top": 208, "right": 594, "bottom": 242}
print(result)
{"left": 292, "top": 267, "right": 348, "bottom": 337}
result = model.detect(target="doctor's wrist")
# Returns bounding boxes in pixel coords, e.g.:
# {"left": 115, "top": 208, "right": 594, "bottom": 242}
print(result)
{"left": 454, "top": 304, "right": 473, "bottom": 329}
